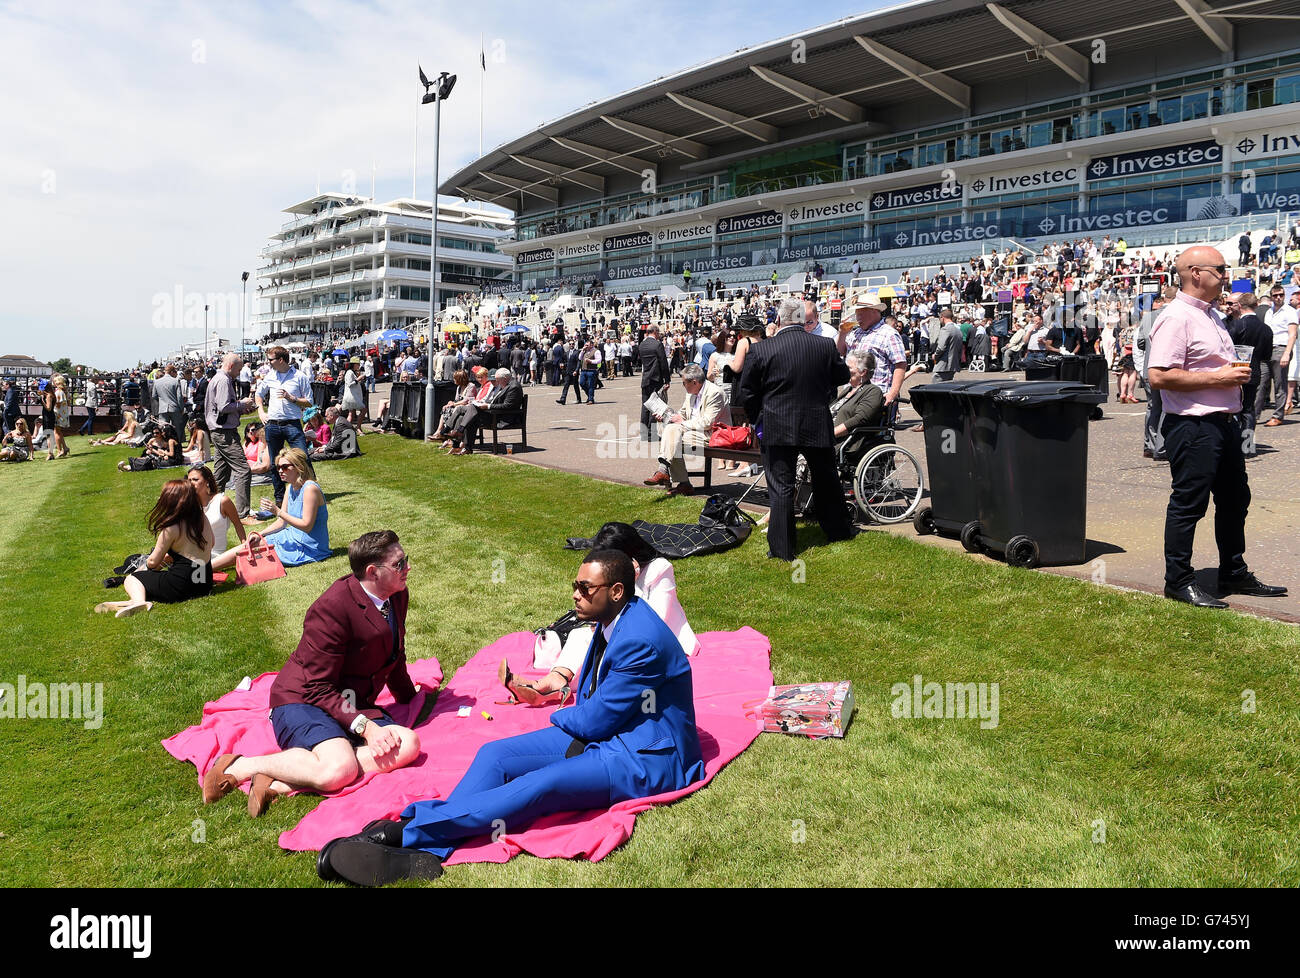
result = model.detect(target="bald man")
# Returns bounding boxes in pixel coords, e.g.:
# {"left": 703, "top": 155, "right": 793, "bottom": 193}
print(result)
{"left": 205, "top": 353, "right": 255, "bottom": 519}
{"left": 1147, "top": 246, "right": 1285, "bottom": 608}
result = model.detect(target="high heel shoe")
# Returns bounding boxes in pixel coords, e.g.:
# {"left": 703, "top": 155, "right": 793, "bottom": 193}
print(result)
{"left": 497, "top": 658, "right": 571, "bottom": 707}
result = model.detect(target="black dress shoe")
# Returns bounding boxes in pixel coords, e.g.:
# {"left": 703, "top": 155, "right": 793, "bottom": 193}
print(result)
{"left": 1164, "top": 583, "right": 1229, "bottom": 609}
{"left": 317, "top": 838, "right": 342, "bottom": 881}
{"left": 1217, "top": 573, "right": 1288, "bottom": 598}
{"left": 361, "top": 817, "right": 411, "bottom": 847}
{"left": 324, "top": 838, "right": 443, "bottom": 887}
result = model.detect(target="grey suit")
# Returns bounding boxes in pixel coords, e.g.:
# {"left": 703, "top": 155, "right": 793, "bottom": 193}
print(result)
{"left": 153, "top": 373, "right": 185, "bottom": 439}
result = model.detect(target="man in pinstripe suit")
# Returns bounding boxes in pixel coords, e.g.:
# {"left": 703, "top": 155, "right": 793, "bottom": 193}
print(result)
{"left": 740, "top": 297, "right": 855, "bottom": 561}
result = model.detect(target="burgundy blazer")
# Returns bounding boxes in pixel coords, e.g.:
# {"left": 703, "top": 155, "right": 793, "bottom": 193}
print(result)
{"left": 269, "top": 575, "right": 418, "bottom": 726}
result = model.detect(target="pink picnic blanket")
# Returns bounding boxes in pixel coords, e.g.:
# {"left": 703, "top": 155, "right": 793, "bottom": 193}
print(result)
{"left": 163, "top": 627, "right": 771, "bottom": 865}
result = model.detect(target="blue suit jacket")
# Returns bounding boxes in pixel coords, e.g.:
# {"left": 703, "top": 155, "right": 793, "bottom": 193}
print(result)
{"left": 550, "top": 597, "right": 705, "bottom": 800}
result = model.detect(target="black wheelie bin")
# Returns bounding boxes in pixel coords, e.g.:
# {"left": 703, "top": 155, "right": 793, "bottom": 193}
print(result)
{"left": 962, "top": 380, "right": 1106, "bottom": 567}
{"left": 907, "top": 380, "right": 986, "bottom": 542}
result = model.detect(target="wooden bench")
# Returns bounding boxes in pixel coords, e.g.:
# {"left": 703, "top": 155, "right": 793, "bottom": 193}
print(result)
{"left": 474, "top": 393, "right": 529, "bottom": 454}
{"left": 697, "top": 445, "right": 761, "bottom": 489}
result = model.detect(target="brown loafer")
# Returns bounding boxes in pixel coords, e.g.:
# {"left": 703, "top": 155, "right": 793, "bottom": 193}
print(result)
{"left": 202, "top": 753, "right": 243, "bottom": 804}
{"left": 643, "top": 471, "right": 670, "bottom": 486}
{"left": 667, "top": 482, "right": 694, "bottom": 496}
{"left": 247, "top": 773, "right": 278, "bottom": 817}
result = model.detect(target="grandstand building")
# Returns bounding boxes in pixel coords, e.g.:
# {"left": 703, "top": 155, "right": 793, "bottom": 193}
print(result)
{"left": 254, "top": 193, "right": 514, "bottom": 336}
{"left": 442, "top": 0, "right": 1300, "bottom": 297}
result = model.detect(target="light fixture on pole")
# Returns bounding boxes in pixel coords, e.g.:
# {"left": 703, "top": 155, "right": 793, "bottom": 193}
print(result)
{"left": 419, "top": 65, "right": 456, "bottom": 440}
{"left": 241, "top": 271, "right": 250, "bottom": 356}
{"left": 204, "top": 303, "right": 210, "bottom": 363}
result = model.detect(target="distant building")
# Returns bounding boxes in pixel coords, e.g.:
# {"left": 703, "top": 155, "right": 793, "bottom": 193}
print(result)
{"left": 0, "top": 354, "right": 52, "bottom": 380}
{"left": 254, "top": 193, "right": 515, "bottom": 337}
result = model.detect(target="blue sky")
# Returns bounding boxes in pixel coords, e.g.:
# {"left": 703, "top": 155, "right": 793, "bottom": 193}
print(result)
{"left": 1, "top": 0, "right": 888, "bottom": 369}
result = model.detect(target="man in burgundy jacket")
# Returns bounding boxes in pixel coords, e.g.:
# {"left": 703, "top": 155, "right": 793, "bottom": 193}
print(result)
{"left": 201, "top": 530, "right": 427, "bottom": 816}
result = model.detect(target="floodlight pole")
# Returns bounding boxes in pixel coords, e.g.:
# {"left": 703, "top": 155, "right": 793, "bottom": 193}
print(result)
{"left": 241, "top": 271, "right": 249, "bottom": 356}
{"left": 426, "top": 91, "right": 440, "bottom": 438}
{"left": 422, "top": 70, "right": 455, "bottom": 440}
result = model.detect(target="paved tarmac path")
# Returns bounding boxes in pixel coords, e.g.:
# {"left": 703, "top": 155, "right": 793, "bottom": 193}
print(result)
{"left": 372, "top": 367, "right": 1299, "bottom": 622}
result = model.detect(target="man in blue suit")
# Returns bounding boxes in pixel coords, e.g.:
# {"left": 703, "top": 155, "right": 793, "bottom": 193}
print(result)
{"left": 318, "top": 548, "right": 705, "bottom": 886}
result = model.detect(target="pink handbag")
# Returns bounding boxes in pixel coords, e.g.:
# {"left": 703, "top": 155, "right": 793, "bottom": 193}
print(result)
{"left": 235, "top": 541, "right": 286, "bottom": 585}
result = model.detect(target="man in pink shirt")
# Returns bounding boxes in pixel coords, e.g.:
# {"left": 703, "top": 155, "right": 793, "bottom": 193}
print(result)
{"left": 1148, "top": 246, "right": 1287, "bottom": 608}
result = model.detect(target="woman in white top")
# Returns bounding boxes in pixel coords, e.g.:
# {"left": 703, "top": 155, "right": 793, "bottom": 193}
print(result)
{"left": 514, "top": 523, "right": 698, "bottom": 703}
{"left": 186, "top": 464, "right": 247, "bottom": 553}
{"left": 340, "top": 361, "right": 366, "bottom": 424}
{"left": 182, "top": 417, "right": 212, "bottom": 465}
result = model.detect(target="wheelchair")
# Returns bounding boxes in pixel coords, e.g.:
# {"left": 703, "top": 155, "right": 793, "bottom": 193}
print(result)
{"left": 793, "top": 421, "right": 924, "bottom": 525}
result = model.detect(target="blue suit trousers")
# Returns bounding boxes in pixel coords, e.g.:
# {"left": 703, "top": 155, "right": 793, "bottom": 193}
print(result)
{"left": 400, "top": 726, "right": 613, "bottom": 860}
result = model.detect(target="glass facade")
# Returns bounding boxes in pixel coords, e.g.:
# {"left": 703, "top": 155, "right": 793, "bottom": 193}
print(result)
{"left": 501, "top": 49, "right": 1300, "bottom": 287}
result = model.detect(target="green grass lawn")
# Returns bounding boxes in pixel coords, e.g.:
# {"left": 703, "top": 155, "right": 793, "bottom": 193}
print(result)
{"left": 1, "top": 430, "right": 1297, "bottom": 887}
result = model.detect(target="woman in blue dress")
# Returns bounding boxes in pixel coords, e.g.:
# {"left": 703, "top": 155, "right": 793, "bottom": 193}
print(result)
{"left": 212, "top": 447, "right": 330, "bottom": 571}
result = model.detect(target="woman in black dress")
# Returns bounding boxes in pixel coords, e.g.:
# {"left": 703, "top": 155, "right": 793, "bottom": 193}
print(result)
{"left": 95, "top": 479, "right": 214, "bottom": 618}
{"left": 117, "top": 423, "right": 183, "bottom": 472}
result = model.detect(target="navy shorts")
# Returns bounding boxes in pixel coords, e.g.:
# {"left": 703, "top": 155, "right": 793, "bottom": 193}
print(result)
{"left": 271, "top": 702, "right": 396, "bottom": 752}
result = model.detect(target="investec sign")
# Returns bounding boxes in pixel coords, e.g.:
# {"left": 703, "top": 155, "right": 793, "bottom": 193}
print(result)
{"left": 888, "top": 224, "right": 1000, "bottom": 249}
{"left": 1087, "top": 140, "right": 1222, "bottom": 180}
{"left": 603, "top": 231, "right": 652, "bottom": 251}
{"left": 606, "top": 261, "right": 668, "bottom": 280}
{"left": 870, "top": 181, "right": 962, "bottom": 211}
{"left": 1234, "top": 126, "right": 1300, "bottom": 159}
{"left": 715, "top": 209, "right": 782, "bottom": 234}
{"left": 968, "top": 165, "right": 1079, "bottom": 196}
{"left": 655, "top": 221, "right": 713, "bottom": 244}
{"left": 554, "top": 242, "right": 600, "bottom": 260}
{"left": 515, "top": 247, "right": 554, "bottom": 266}
{"left": 1032, "top": 207, "right": 1173, "bottom": 236}
{"left": 786, "top": 196, "right": 866, "bottom": 224}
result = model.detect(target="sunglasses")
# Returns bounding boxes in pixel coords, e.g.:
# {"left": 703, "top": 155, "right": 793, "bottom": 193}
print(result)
{"left": 276, "top": 462, "right": 295, "bottom": 470}
{"left": 387, "top": 555, "right": 410, "bottom": 571}
{"left": 572, "top": 580, "right": 612, "bottom": 598}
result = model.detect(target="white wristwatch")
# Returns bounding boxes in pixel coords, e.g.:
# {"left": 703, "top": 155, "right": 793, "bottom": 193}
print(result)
{"left": 350, "top": 714, "right": 368, "bottom": 736}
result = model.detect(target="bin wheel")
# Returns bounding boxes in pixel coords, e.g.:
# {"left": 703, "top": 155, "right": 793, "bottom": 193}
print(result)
{"left": 1006, "top": 535, "right": 1040, "bottom": 568}
{"left": 1090, "top": 405, "right": 1103, "bottom": 421}
{"left": 960, "top": 520, "right": 983, "bottom": 553}
{"left": 912, "top": 505, "right": 937, "bottom": 536}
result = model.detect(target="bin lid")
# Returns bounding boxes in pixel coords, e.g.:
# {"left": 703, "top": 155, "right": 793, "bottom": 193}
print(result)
{"left": 908, "top": 379, "right": 990, "bottom": 412}
{"left": 965, "top": 379, "right": 1106, "bottom": 406}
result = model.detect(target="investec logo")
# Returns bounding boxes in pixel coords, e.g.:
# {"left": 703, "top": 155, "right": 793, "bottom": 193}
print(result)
{"left": 603, "top": 231, "right": 652, "bottom": 251}
{"left": 1235, "top": 130, "right": 1300, "bottom": 157}
{"left": 555, "top": 242, "right": 600, "bottom": 260}
{"left": 871, "top": 181, "right": 962, "bottom": 211}
{"left": 1087, "top": 140, "right": 1221, "bottom": 180}
{"left": 655, "top": 223, "right": 713, "bottom": 244}
{"left": 514, "top": 247, "right": 554, "bottom": 266}
{"left": 893, "top": 224, "right": 999, "bottom": 248}
{"left": 787, "top": 199, "right": 865, "bottom": 222}
{"left": 1036, "top": 207, "right": 1170, "bottom": 234}
{"left": 969, "top": 166, "right": 1078, "bottom": 195}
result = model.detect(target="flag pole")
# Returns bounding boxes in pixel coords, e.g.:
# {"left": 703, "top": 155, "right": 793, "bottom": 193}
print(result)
{"left": 479, "top": 34, "right": 485, "bottom": 163}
